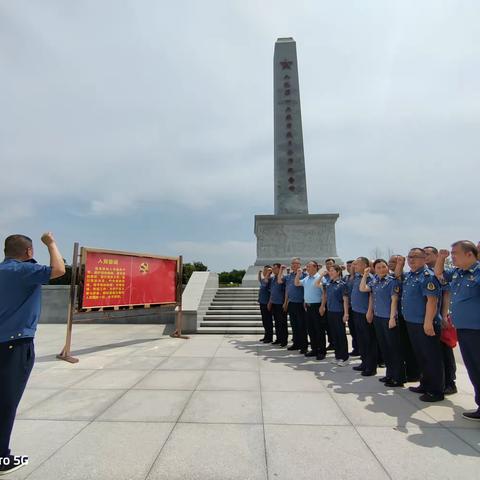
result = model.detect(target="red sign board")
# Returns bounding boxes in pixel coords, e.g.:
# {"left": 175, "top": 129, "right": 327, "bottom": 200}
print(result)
{"left": 81, "top": 249, "right": 178, "bottom": 308}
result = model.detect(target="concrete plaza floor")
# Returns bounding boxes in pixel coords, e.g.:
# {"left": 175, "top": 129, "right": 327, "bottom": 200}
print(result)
{"left": 8, "top": 324, "right": 480, "bottom": 479}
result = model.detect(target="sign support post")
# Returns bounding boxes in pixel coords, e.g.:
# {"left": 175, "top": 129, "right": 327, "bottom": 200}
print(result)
{"left": 57, "top": 242, "right": 80, "bottom": 363}
{"left": 171, "top": 255, "right": 189, "bottom": 339}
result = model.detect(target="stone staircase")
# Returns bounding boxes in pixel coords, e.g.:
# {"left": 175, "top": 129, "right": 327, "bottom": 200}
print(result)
{"left": 197, "top": 287, "right": 264, "bottom": 334}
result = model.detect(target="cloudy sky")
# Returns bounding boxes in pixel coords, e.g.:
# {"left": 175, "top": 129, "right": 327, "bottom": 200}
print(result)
{"left": 1, "top": 0, "right": 479, "bottom": 271}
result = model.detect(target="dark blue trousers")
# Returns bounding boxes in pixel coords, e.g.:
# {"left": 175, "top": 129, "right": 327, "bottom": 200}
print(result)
{"left": 348, "top": 308, "right": 358, "bottom": 353}
{"left": 398, "top": 314, "right": 420, "bottom": 380}
{"left": 288, "top": 302, "right": 307, "bottom": 350}
{"left": 305, "top": 303, "right": 327, "bottom": 355}
{"left": 441, "top": 342, "right": 457, "bottom": 388}
{"left": 272, "top": 304, "right": 288, "bottom": 344}
{"left": 0, "top": 338, "right": 35, "bottom": 457}
{"left": 373, "top": 316, "right": 406, "bottom": 383}
{"left": 353, "top": 311, "right": 377, "bottom": 373}
{"left": 406, "top": 322, "right": 445, "bottom": 396}
{"left": 327, "top": 311, "right": 349, "bottom": 361}
{"left": 259, "top": 303, "right": 273, "bottom": 342}
{"left": 457, "top": 329, "right": 480, "bottom": 409}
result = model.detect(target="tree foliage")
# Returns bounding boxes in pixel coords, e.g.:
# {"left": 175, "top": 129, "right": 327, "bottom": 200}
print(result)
{"left": 182, "top": 261, "right": 208, "bottom": 284}
{"left": 218, "top": 269, "right": 246, "bottom": 285}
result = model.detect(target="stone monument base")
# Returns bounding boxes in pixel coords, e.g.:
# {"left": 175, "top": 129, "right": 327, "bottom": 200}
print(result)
{"left": 242, "top": 213, "right": 341, "bottom": 287}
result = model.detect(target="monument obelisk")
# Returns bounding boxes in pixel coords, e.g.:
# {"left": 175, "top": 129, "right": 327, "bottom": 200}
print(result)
{"left": 242, "top": 37, "right": 340, "bottom": 286}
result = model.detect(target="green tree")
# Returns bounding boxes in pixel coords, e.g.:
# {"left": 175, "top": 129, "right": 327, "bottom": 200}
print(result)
{"left": 182, "top": 261, "right": 208, "bottom": 284}
{"left": 218, "top": 269, "right": 246, "bottom": 285}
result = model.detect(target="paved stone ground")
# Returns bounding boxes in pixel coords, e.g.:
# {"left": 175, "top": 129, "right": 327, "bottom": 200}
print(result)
{"left": 8, "top": 324, "right": 480, "bottom": 479}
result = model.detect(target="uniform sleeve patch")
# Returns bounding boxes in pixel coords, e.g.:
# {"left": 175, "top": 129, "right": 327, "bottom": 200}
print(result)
{"left": 427, "top": 282, "right": 436, "bottom": 291}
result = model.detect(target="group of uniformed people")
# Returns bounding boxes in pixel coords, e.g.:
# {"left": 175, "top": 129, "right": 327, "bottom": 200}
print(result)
{"left": 257, "top": 240, "right": 480, "bottom": 421}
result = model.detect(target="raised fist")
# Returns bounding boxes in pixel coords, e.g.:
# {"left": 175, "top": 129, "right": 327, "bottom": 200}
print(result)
{"left": 41, "top": 232, "right": 55, "bottom": 246}
{"left": 363, "top": 267, "right": 371, "bottom": 275}
{"left": 396, "top": 255, "right": 406, "bottom": 267}
{"left": 296, "top": 268, "right": 303, "bottom": 275}
{"left": 438, "top": 249, "right": 450, "bottom": 259}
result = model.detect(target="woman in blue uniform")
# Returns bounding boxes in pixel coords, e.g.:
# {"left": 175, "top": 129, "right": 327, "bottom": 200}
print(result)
{"left": 360, "top": 259, "right": 406, "bottom": 387}
{"left": 320, "top": 265, "right": 350, "bottom": 366}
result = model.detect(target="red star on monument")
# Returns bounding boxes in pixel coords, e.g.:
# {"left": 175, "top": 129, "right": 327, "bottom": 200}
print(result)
{"left": 280, "top": 59, "right": 293, "bottom": 70}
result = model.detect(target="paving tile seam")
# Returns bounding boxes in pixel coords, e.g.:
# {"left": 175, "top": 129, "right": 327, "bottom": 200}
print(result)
{"left": 320, "top": 364, "right": 394, "bottom": 480}
{"left": 143, "top": 338, "right": 225, "bottom": 480}
{"left": 397, "top": 390, "right": 480, "bottom": 450}
{"left": 258, "top": 348, "right": 270, "bottom": 480}
{"left": 18, "top": 368, "right": 103, "bottom": 417}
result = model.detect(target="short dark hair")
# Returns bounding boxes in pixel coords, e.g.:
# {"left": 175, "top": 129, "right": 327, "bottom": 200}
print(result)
{"left": 356, "top": 256, "right": 370, "bottom": 267}
{"left": 451, "top": 240, "right": 478, "bottom": 258}
{"left": 4, "top": 234, "right": 32, "bottom": 258}
{"left": 346, "top": 260, "right": 354, "bottom": 264}
{"left": 424, "top": 246, "right": 438, "bottom": 254}
{"left": 325, "top": 258, "right": 335, "bottom": 263}
{"left": 264, "top": 264, "right": 272, "bottom": 269}
{"left": 307, "top": 260, "right": 319, "bottom": 268}
{"left": 329, "top": 264, "right": 343, "bottom": 276}
{"left": 272, "top": 263, "right": 281, "bottom": 268}
{"left": 409, "top": 247, "right": 426, "bottom": 256}
{"left": 373, "top": 258, "right": 388, "bottom": 268}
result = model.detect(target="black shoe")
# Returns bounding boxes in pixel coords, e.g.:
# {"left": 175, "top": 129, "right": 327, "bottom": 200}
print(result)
{"left": 326, "top": 344, "right": 335, "bottom": 351}
{"left": 299, "top": 349, "right": 308, "bottom": 354}
{"left": 378, "top": 363, "right": 386, "bottom": 368}
{"left": 462, "top": 410, "right": 480, "bottom": 421}
{"left": 349, "top": 350, "right": 360, "bottom": 356}
{"left": 444, "top": 385, "right": 458, "bottom": 395}
{"left": 384, "top": 380, "right": 404, "bottom": 388}
{"left": 378, "top": 376, "right": 390, "bottom": 383}
{"left": 361, "top": 370, "right": 376, "bottom": 377}
{"left": 409, "top": 385, "right": 426, "bottom": 394}
{"left": 353, "top": 365, "right": 364, "bottom": 372}
{"left": 259, "top": 338, "right": 266, "bottom": 342}
{"left": 407, "top": 376, "right": 421, "bottom": 383}
{"left": 264, "top": 339, "right": 273, "bottom": 344}
{"left": 419, "top": 392, "right": 444, "bottom": 403}
{"left": 287, "top": 345, "right": 299, "bottom": 351}
{"left": 316, "top": 354, "right": 326, "bottom": 360}
{"left": 305, "top": 351, "right": 317, "bottom": 357}
{"left": 271, "top": 340, "right": 280, "bottom": 345}
{"left": 279, "top": 343, "right": 287, "bottom": 347}
{"left": 0, "top": 455, "right": 28, "bottom": 475}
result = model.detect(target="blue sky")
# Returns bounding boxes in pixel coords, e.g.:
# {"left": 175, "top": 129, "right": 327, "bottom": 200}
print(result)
{"left": 1, "top": 0, "right": 479, "bottom": 270}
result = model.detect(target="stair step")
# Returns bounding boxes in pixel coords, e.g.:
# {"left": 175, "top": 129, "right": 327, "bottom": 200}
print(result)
{"left": 209, "top": 305, "right": 260, "bottom": 312}
{"left": 206, "top": 311, "right": 260, "bottom": 316}
{"left": 196, "top": 326, "right": 265, "bottom": 334}
{"left": 203, "top": 315, "right": 263, "bottom": 320}
{"left": 201, "top": 321, "right": 265, "bottom": 327}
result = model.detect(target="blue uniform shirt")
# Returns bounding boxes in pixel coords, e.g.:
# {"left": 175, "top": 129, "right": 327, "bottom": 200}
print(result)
{"left": 401, "top": 267, "right": 441, "bottom": 324}
{"left": 368, "top": 275, "right": 399, "bottom": 319}
{"left": 351, "top": 273, "right": 371, "bottom": 314}
{"left": 0, "top": 258, "right": 52, "bottom": 343}
{"left": 344, "top": 274, "right": 354, "bottom": 298}
{"left": 270, "top": 275, "right": 286, "bottom": 305}
{"left": 326, "top": 279, "right": 347, "bottom": 313}
{"left": 300, "top": 273, "right": 323, "bottom": 304}
{"left": 443, "top": 261, "right": 480, "bottom": 329}
{"left": 285, "top": 271, "right": 305, "bottom": 303}
{"left": 258, "top": 276, "right": 271, "bottom": 304}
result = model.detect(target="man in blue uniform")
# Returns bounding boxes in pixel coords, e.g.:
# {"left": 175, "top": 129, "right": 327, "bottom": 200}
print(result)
{"left": 295, "top": 261, "right": 325, "bottom": 359}
{"left": 351, "top": 257, "right": 377, "bottom": 376}
{"left": 0, "top": 233, "right": 65, "bottom": 475}
{"left": 257, "top": 266, "right": 273, "bottom": 343}
{"left": 344, "top": 260, "right": 359, "bottom": 356}
{"left": 279, "top": 258, "right": 307, "bottom": 352}
{"left": 389, "top": 254, "right": 420, "bottom": 382}
{"left": 424, "top": 246, "right": 457, "bottom": 395}
{"left": 435, "top": 241, "right": 480, "bottom": 420}
{"left": 269, "top": 263, "right": 288, "bottom": 347}
{"left": 397, "top": 248, "right": 444, "bottom": 402}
